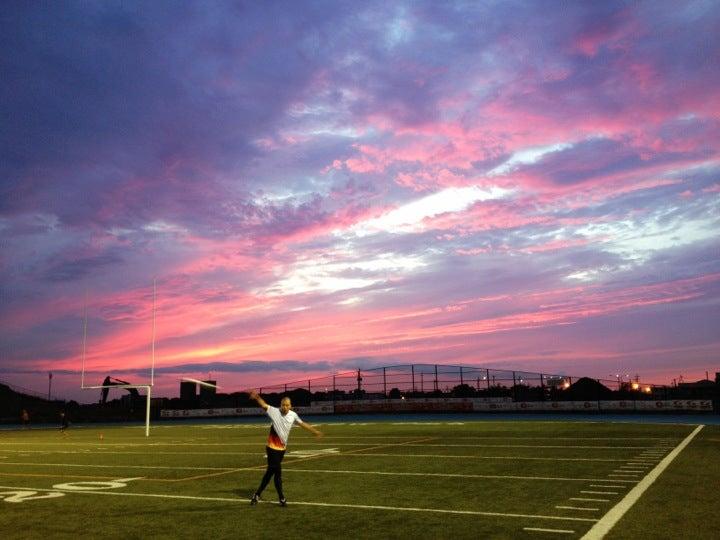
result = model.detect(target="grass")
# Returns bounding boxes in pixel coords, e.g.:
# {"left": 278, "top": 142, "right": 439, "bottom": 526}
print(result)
{"left": 0, "top": 418, "right": 718, "bottom": 539}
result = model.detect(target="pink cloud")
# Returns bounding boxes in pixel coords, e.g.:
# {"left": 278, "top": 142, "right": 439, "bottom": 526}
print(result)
{"left": 570, "top": 9, "right": 637, "bottom": 57}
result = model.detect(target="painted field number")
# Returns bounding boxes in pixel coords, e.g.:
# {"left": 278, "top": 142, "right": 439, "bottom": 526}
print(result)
{"left": 0, "top": 490, "right": 65, "bottom": 503}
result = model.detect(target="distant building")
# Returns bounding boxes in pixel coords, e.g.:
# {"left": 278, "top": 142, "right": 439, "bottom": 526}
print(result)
{"left": 180, "top": 381, "right": 196, "bottom": 401}
{"left": 678, "top": 379, "right": 715, "bottom": 389}
{"left": 563, "top": 377, "right": 613, "bottom": 400}
{"left": 677, "top": 378, "right": 716, "bottom": 399}
{"left": 199, "top": 381, "right": 217, "bottom": 400}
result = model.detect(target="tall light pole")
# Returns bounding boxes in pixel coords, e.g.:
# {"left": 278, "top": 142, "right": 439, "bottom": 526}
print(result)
{"left": 48, "top": 372, "right": 53, "bottom": 400}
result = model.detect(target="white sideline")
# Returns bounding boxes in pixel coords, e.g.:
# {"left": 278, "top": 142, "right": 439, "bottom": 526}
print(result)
{"left": 581, "top": 424, "right": 704, "bottom": 540}
{"left": 0, "top": 484, "right": 598, "bottom": 523}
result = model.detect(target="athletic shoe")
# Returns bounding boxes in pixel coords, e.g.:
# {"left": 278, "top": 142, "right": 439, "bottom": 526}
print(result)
{"left": 250, "top": 493, "right": 260, "bottom": 505}
{"left": 279, "top": 498, "right": 287, "bottom": 507}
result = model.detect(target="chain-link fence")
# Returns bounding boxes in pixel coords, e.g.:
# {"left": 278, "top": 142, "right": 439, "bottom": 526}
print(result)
{"left": 253, "top": 364, "right": 672, "bottom": 404}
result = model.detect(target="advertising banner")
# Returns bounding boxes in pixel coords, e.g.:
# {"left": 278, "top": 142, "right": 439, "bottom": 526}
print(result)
{"left": 161, "top": 399, "right": 713, "bottom": 417}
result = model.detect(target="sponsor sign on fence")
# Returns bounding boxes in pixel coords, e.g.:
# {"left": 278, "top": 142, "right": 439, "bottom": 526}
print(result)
{"left": 160, "top": 403, "right": 334, "bottom": 418}
{"left": 160, "top": 398, "right": 713, "bottom": 417}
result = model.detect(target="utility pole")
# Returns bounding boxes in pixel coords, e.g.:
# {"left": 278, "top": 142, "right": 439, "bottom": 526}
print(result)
{"left": 48, "top": 372, "right": 52, "bottom": 400}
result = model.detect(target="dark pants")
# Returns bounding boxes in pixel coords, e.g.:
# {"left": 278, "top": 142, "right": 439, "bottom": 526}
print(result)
{"left": 257, "top": 446, "right": 286, "bottom": 499}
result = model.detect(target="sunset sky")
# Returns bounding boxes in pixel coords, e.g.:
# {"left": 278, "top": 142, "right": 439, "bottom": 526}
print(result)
{"left": 1, "top": 1, "right": 719, "bottom": 402}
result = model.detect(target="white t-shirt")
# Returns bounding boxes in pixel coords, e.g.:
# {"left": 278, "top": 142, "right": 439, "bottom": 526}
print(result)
{"left": 266, "top": 405, "right": 303, "bottom": 450}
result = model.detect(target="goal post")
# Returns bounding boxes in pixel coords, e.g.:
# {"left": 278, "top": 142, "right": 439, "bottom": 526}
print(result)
{"left": 82, "top": 384, "right": 153, "bottom": 437}
{"left": 80, "top": 279, "right": 157, "bottom": 437}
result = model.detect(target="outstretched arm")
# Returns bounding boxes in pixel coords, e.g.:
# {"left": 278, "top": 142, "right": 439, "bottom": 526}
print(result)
{"left": 248, "top": 389, "right": 269, "bottom": 411}
{"left": 299, "top": 421, "right": 323, "bottom": 438}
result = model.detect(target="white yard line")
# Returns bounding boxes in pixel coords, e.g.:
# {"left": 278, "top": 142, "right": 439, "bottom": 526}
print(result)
{"left": 321, "top": 453, "right": 632, "bottom": 462}
{"left": 0, "top": 462, "right": 236, "bottom": 471}
{"left": 581, "top": 491, "right": 618, "bottom": 495}
{"left": 293, "top": 436, "right": 672, "bottom": 441}
{"left": 581, "top": 425, "right": 704, "bottom": 540}
{"left": 524, "top": 527, "right": 575, "bottom": 534}
{"left": 556, "top": 505, "right": 599, "bottom": 511}
{"left": 0, "top": 450, "right": 264, "bottom": 456}
{"left": 401, "top": 444, "right": 656, "bottom": 449}
{"left": 282, "top": 468, "right": 636, "bottom": 483}
{"left": 571, "top": 498, "right": 609, "bottom": 502}
{"left": 0, "top": 484, "right": 598, "bottom": 523}
{"left": 0, "top": 449, "right": 632, "bottom": 462}
{"left": 589, "top": 485, "right": 625, "bottom": 489}
{"left": 0, "top": 463, "right": 634, "bottom": 484}
{"left": 0, "top": 442, "right": 659, "bottom": 449}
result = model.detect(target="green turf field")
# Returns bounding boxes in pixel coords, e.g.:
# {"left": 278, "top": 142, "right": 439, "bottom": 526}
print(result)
{"left": 1, "top": 419, "right": 718, "bottom": 539}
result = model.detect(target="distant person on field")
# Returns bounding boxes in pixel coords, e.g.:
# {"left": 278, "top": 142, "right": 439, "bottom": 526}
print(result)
{"left": 59, "top": 411, "right": 69, "bottom": 434}
{"left": 21, "top": 409, "right": 30, "bottom": 428}
{"left": 248, "top": 390, "right": 322, "bottom": 506}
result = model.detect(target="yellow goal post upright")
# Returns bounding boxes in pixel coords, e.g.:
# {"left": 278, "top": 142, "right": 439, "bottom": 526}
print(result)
{"left": 80, "top": 280, "right": 157, "bottom": 437}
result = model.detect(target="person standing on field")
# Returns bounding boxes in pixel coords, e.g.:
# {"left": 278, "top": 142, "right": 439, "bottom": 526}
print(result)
{"left": 248, "top": 389, "right": 322, "bottom": 506}
{"left": 59, "top": 411, "right": 69, "bottom": 435}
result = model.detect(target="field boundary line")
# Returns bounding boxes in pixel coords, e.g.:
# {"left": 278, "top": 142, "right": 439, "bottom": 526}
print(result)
{"left": 580, "top": 424, "right": 704, "bottom": 540}
{"left": 0, "top": 484, "right": 598, "bottom": 523}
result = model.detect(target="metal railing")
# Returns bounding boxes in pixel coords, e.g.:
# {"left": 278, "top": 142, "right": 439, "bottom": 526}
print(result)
{"left": 253, "top": 363, "right": 669, "bottom": 401}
